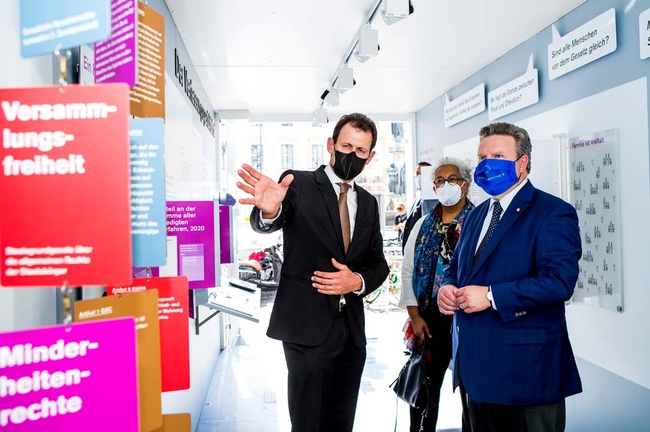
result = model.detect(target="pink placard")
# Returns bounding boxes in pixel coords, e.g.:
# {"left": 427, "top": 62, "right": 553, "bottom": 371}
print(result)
{"left": 0, "top": 318, "right": 139, "bottom": 431}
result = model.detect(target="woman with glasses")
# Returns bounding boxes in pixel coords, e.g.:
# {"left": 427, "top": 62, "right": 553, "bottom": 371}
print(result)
{"left": 399, "top": 157, "right": 474, "bottom": 432}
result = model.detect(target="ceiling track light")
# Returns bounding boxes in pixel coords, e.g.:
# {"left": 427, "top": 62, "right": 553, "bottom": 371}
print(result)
{"left": 320, "top": 88, "right": 340, "bottom": 107}
{"left": 381, "top": 0, "right": 414, "bottom": 26}
{"left": 335, "top": 66, "right": 355, "bottom": 93}
{"left": 314, "top": 0, "right": 413, "bottom": 116}
{"left": 312, "top": 108, "right": 328, "bottom": 126}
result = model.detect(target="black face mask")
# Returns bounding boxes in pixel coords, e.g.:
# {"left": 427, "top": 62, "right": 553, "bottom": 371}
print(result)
{"left": 332, "top": 150, "right": 367, "bottom": 181}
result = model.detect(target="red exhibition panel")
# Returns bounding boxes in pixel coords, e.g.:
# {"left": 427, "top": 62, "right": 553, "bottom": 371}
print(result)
{"left": 0, "top": 84, "right": 132, "bottom": 287}
{"left": 108, "top": 276, "right": 191, "bottom": 392}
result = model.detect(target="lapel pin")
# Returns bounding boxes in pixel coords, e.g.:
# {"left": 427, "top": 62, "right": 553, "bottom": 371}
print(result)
{"left": 516, "top": 208, "right": 521, "bottom": 212}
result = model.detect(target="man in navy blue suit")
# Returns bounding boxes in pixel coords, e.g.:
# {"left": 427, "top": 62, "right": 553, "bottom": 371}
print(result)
{"left": 438, "top": 122, "right": 582, "bottom": 432}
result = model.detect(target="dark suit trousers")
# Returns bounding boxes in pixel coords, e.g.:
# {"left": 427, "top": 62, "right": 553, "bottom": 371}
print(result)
{"left": 282, "top": 309, "right": 366, "bottom": 432}
{"left": 467, "top": 397, "right": 565, "bottom": 432}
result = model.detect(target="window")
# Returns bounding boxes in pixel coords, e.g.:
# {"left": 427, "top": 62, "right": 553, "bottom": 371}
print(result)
{"left": 281, "top": 144, "right": 294, "bottom": 169}
{"left": 251, "top": 144, "right": 263, "bottom": 170}
{"left": 312, "top": 145, "right": 323, "bottom": 169}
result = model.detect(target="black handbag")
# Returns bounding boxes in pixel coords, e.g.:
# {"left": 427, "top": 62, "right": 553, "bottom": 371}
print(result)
{"left": 389, "top": 340, "right": 431, "bottom": 409}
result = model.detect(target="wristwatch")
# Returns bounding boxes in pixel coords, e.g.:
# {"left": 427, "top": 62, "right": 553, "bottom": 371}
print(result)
{"left": 486, "top": 286, "right": 494, "bottom": 308}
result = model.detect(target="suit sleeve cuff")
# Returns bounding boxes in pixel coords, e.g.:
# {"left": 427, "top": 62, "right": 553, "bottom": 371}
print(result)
{"left": 353, "top": 272, "right": 366, "bottom": 295}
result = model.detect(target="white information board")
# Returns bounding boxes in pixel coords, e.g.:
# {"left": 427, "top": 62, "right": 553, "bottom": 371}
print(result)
{"left": 568, "top": 128, "right": 622, "bottom": 312}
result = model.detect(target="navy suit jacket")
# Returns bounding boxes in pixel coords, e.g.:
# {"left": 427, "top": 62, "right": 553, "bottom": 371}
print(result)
{"left": 443, "top": 181, "right": 583, "bottom": 405}
{"left": 250, "top": 166, "right": 389, "bottom": 347}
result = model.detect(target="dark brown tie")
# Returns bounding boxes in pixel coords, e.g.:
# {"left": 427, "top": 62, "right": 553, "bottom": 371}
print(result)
{"left": 337, "top": 182, "right": 351, "bottom": 253}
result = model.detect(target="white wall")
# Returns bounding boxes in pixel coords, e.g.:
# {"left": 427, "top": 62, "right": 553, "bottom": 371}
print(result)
{"left": 414, "top": 0, "right": 650, "bottom": 430}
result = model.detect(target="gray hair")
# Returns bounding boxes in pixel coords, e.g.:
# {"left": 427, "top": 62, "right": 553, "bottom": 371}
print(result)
{"left": 431, "top": 156, "right": 473, "bottom": 185}
{"left": 479, "top": 122, "right": 532, "bottom": 173}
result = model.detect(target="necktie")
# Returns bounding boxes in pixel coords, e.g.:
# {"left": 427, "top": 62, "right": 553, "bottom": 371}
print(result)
{"left": 337, "top": 182, "right": 351, "bottom": 253}
{"left": 472, "top": 201, "right": 503, "bottom": 270}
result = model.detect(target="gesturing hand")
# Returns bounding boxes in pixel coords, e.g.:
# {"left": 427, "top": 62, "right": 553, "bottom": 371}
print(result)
{"left": 236, "top": 163, "right": 294, "bottom": 217}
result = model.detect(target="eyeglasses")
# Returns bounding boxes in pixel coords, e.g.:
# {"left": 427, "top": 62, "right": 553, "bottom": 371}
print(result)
{"left": 433, "top": 176, "right": 464, "bottom": 188}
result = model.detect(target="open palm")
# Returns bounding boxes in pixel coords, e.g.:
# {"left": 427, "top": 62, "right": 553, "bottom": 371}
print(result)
{"left": 236, "top": 164, "right": 294, "bottom": 217}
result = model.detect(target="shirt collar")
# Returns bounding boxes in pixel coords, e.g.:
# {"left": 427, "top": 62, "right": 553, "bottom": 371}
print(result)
{"left": 491, "top": 178, "right": 528, "bottom": 213}
{"left": 325, "top": 163, "right": 355, "bottom": 190}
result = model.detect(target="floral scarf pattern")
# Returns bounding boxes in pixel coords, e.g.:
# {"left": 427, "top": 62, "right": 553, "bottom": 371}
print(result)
{"left": 412, "top": 199, "right": 474, "bottom": 314}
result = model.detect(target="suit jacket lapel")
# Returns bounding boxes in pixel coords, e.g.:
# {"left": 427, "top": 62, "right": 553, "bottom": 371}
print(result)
{"left": 315, "top": 166, "right": 346, "bottom": 254}
{"left": 470, "top": 182, "right": 535, "bottom": 275}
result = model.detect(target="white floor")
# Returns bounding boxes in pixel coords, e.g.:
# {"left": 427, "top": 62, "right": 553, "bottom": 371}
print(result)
{"left": 197, "top": 291, "right": 463, "bottom": 431}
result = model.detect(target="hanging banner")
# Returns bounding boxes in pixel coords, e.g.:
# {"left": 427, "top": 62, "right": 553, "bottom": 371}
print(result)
{"left": 130, "top": 117, "right": 166, "bottom": 267}
{"left": 19, "top": 0, "right": 111, "bottom": 58}
{"left": 163, "top": 201, "right": 216, "bottom": 289}
{"left": 108, "top": 276, "right": 190, "bottom": 392}
{"left": 94, "top": 0, "right": 138, "bottom": 86}
{"left": 0, "top": 84, "right": 132, "bottom": 287}
{"left": 75, "top": 290, "right": 163, "bottom": 432}
{"left": 0, "top": 318, "right": 139, "bottom": 431}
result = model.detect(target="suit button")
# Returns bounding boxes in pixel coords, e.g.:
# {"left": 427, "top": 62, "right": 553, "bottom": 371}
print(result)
{"left": 515, "top": 312, "right": 520, "bottom": 317}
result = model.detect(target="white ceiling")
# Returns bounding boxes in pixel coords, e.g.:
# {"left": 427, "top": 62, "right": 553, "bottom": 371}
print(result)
{"left": 164, "top": 0, "right": 586, "bottom": 121}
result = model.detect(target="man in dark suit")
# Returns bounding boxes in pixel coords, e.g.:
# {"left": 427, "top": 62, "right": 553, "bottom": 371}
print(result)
{"left": 438, "top": 122, "right": 582, "bottom": 432}
{"left": 402, "top": 161, "right": 431, "bottom": 251}
{"left": 237, "top": 113, "right": 389, "bottom": 432}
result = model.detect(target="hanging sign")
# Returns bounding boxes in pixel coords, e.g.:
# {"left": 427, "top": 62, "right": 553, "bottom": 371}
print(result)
{"left": 130, "top": 2, "right": 165, "bottom": 118}
{"left": 130, "top": 117, "right": 166, "bottom": 267}
{"left": 75, "top": 290, "right": 163, "bottom": 432}
{"left": 20, "top": 0, "right": 111, "bottom": 58}
{"left": 108, "top": 276, "right": 190, "bottom": 392}
{"left": 0, "top": 84, "right": 132, "bottom": 287}
{"left": 0, "top": 318, "right": 139, "bottom": 431}
{"left": 94, "top": 0, "right": 138, "bottom": 86}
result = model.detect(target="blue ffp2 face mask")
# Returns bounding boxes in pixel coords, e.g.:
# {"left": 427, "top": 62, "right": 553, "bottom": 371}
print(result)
{"left": 473, "top": 158, "right": 520, "bottom": 196}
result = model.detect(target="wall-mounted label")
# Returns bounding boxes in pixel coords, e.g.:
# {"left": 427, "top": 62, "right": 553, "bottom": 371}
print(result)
{"left": 443, "top": 83, "right": 485, "bottom": 128}
{"left": 640, "top": 8, "right": 650, "bottom": 60}
{"left": 488, "top": 58, "right": 539, "bottom": 120}
{"left": 0, "top": 318, "right": 139, "bottom": 431}
{"left": 107, "top": 277, "right": 190, "bottom": 392}
{"left": 94, "top": 0, "right": 137, "bottom": 86}
{"left": 164, "top": 201, "right": 216, "bottom": 289}
{"left": 130, "top": 2, "right": 165, "bottom": 118}
{"left": 548, "top": 8, "right": 617, "bottom": 80}
{"left": 0, "top": 84, "right": 132, "bottom": 287}
{"left": 130, "top": 117, "right": 166, "bottom": 267}
{"left": 19, "top": 0, "right": 111, "bottom": 58}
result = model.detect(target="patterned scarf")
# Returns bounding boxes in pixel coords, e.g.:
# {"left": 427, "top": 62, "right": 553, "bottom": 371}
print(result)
{"left": 412, "top": 199, "right": 474, "bottom": 314}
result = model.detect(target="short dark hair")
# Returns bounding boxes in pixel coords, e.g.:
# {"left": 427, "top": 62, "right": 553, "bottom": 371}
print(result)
{"left": 332, "top": 113, "right": 378, "bottom": 151}
{"left": 418, "top": 161, "right": 431, "bottom": 167}
{"left": 479, "top": 122, "right": 532, "bottom": 173}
